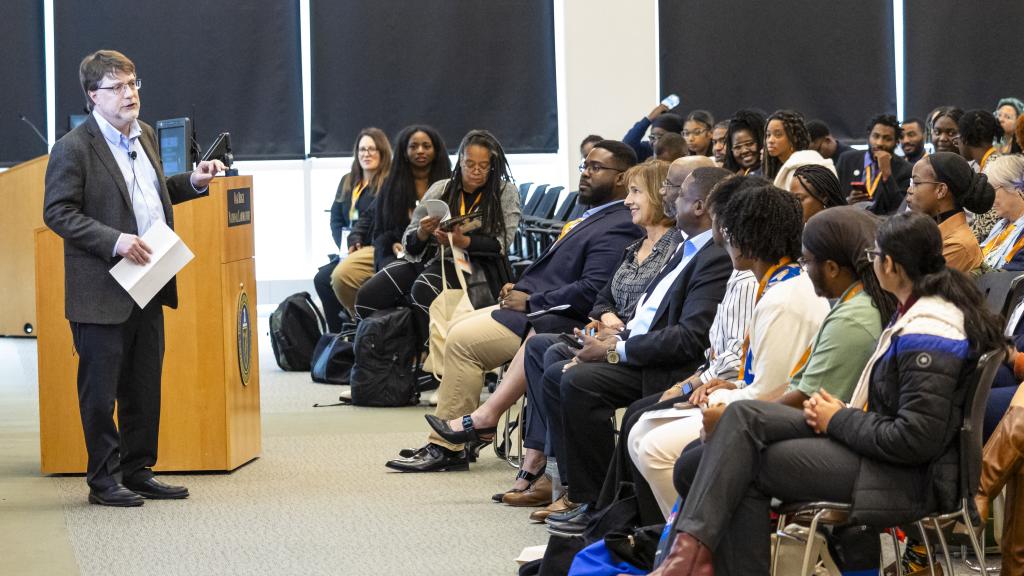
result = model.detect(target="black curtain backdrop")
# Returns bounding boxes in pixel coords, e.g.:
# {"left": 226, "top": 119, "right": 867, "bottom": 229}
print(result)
{"left": 1, "top": 1, "right": 46, "bottom": 166}
{"left": 658, "top": 0, "right": 897, "bottom": 143}
{"left": 310, "top": 0, "right": 558, "bottom": 156}
{"left": 904, "top": 0, "right": 1024, "bottom": 121}
{"left": 54, "top": 1, "right": 304, "bottom": 160}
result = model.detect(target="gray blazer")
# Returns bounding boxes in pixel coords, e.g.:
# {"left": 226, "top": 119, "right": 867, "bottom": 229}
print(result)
{"left": 43, "top": 114, "right": 200, "bottom": 324}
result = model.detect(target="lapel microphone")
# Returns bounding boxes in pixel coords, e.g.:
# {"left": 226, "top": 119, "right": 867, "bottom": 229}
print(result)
{"left": 129, "top": 151, "right": 137, "bottom": 160}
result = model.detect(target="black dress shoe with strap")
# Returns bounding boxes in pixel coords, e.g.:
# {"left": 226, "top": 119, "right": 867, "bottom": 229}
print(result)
{"left": 89, "top": 484, "right": 144, "bottom": 507}
{"left": 385, "top": 442, "right": 468, "bottom": 473}
{"left": 123, "top": 477, "right": 189, "bottom": 500}
{"left": 425, "top": 414, "right": 496, "bottom": 444}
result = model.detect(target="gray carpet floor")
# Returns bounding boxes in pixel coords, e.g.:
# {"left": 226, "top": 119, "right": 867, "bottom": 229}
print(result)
{"left": 0, "top": 321, "right": 547, "bottom": 575}
{"left": 0, "top": 320, "right": 994, "bottom": 575}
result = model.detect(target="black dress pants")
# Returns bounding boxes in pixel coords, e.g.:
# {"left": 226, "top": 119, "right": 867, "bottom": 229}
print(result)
{"left": 544, "top": 361, "right": 646, "bottom": 504}
{"left": 70, "top": 301, "right": 164, "bottom": 490}
{"left": 314, "top": 257, "right": 344, "bottom": 333}
{"left": 596, "top": 392, "right": 682, "bottom": 525}
{"left": 676, "top": 400, "right": 862, "bottom": 575}
{"left": 354, "top": 258, "right": 456, "bottom": 349}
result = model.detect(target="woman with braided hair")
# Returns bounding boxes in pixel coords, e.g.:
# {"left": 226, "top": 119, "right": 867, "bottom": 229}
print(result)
{"left": 905, "top": 151, "right": 995, "bottom": 273}
{"left": 723, "top": 109, "right": 765, "bottom": 176}
{"left": 789, "top": 164, "right": 847, "bottom": 222}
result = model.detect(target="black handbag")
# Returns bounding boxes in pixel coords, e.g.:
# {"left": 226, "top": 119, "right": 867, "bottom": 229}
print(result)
{"left": 310, "top": 333, "right": 355, "bottom": 385}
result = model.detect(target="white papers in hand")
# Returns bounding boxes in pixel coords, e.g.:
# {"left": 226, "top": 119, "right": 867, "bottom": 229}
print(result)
{"left": 109, "top": 220, "right": 194, "bottom": 308}
{"left": 411, "top": 199, "right": 451, "bottom": 222}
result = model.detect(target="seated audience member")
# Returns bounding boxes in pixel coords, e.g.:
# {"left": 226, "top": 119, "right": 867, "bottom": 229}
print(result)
{"left": 594, "top": 175, "right": 763, "bottom": 525}
{"left": 764, "top": 109, "right": 835, "bottom": 190}
{"left": 710, "top": 120, "right": 730, "bottom": 166}
{"left": 996, "top": 97, "right": 1024, "bottom": 154}
{"left": 624, "top": 103, "right": 684, "bottom": 162}
{"left": 630, "top": 185, "right": 831, "bottom": 517}
{"left": 312, "top": 127, "right": 392, "bottom": 331}
{"left": 931, "top": 106, "right": 964, "bottom": 154}
{"left": 580, "top": 134, "right": 603, "bottom": 161}
{"left": 980, "top": 155, "right": 1024, "bottom": 270}
{"left": 670, "top": 207, "right": 895, "bottom": 516}
{"left": 650, "top": 211, "right": 1005, "bottom": 576}
{"left": 789, "top": 164, "right": 847, "bottom": 222}
{"left": 683, "top": 110, "right": 715, "bottom": 157}
{"left": 354, "top": 130, "right": 520, "bottom": 349}
{"left": 355, "top": 126, "right": 452, "bottom": 274}
{"left": 806, "top": 119, "right": 853, "bottom": 161}
{"left": 385, "top": 140, "right": 644, "bottom": 473}
{"left": 430, "top": 159, "right": 680, "bottom": 505}
{"left": 905, "top": 152, "right": 994, "bottom": 273}
{"left": 521, "top": 156, "right": 717, "bottom": 524}
{"left": 977, "top": 383, "right": 1024, "bottom": 576}
{"left": 654, "top": 132, "right": 687, "bottom": 162}
{"left": 959, "top": 109, "right": 1005, "bottom": 240}
{"left": 536, "top": 166, "right": 734, "bottom": 535}
{"left": 723, "top": 109, "right": 766, "bottom": 176}
{"left": 836, "top": 114, "right": 912, "bottom": 215}
{"left": 900, "top": 117, "right": 928, "bottom": 165}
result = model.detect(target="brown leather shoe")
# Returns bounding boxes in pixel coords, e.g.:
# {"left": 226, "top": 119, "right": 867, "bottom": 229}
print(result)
{"left": 503, "top": 474, "right": 552, "bottom": 507}
{"left": 648, "top": 532, "right": 713, "bottom": 576}
{"left": 529, "top": 492, "right": 574, "bottom": 523}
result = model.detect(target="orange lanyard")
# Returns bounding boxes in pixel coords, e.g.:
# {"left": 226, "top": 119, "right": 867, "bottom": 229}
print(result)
{"left": 983, "top": 223, "right": 1017, "bottom": 256}
{"left": 980, "top": 147, "right": 996, "bottom": 170}
{"left": 738, "top": 258, "right": 800, "bottom": 383}
{"left": 863, "top": 152, "right": 883, "bottom": 199}
{"left": 349, "top": 180, "right": 367, "bottom": 221}
{"left": 787, "top": 282, "right": 863, "bottom": 379}
{"left": 460, "top": 191, "right": 483, "bottom": 216}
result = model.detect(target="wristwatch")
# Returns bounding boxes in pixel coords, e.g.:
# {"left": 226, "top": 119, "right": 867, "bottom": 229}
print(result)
{"left": 606, "top": 349, "right": 620, "bottom": 364}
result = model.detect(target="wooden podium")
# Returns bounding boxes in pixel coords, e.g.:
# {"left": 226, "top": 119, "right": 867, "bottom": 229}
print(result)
{"left": 36, "top": 175, "right": 261, "bottom": 473}
{"left": 0, "top": 155, "right": 47, "bottom": 336}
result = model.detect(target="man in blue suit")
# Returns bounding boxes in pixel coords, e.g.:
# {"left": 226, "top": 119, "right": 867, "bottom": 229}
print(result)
{"left": 386, "top": 141, "right": 644, "bottom": 472}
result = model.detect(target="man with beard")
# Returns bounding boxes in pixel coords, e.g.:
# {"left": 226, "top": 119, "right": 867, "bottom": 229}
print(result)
{"left": 837, "top": 114, "right": 913, "bottom": 215}
{"left": 900, "top": 117, "right": 927, "bottom": 165}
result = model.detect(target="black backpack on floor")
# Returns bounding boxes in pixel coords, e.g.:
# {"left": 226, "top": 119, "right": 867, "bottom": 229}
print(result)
{"left": 310, "top": 333, "right": 355, "bottom": 384}
{"left": 349, "top": 307, "right": 419, "bottom": 406}
{"left": 269, "top": 292, "right": 326, "bottom": 371}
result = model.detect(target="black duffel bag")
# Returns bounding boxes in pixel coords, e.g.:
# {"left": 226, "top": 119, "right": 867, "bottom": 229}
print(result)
{"left": 349, "top": 307, "right": 419, "bottom": 406}
{"left": 310, "top": 333, "right": 355, "bottom": 384}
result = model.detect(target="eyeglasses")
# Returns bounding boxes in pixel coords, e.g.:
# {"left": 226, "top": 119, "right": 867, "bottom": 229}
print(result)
{"left": 732, "top": 140, "right": 758, "bottom": 152}
{"left": 682, "top": 129, "right": 707, "bottom": 138}
{"left": 357, "top": 146, "right": 379, "bottom": 155}
{"left": 909, "top": 179, "right": 942, "bottom": 188}
{"left": 461, "top": 161, "right": 492, "bottom": 174}
{"left": 579, "top": 161, "right": 624, "bottom": 175}
{"left": 864, "top": 248, "right": 883, "bottom": 261}
{"left": 797, "top": 256, "right": 815, "bottom": 267}
{"left": 94, "top": 78, "right": 142, "bottom": 95}
{"left": 660, "top": 179, "right": 682, "bottom": 191}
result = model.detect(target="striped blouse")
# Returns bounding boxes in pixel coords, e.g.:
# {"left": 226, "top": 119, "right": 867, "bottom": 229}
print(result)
{"left": 595, "top": 229, "right": 682, "bottom": 320}
{"left": 698, "top": 269, "right": 757, "bottom": 384}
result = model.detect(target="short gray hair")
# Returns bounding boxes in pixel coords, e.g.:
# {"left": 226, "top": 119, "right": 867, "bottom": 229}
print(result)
{"left": 984, "top": 155, "right": 1024, "bottom": 194}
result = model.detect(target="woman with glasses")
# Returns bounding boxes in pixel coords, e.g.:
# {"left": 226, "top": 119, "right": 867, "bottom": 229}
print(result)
{"left": 723, "top": 109, "right": 766, "bottom": 176}
{"left": 683, "top": 110, "right": 715, "bottom": 157}
{"left": 995, "top": 97, "right": 1024, "bottom": 154}
{"left": 354, "top": 129, "right": 520, "bottom": 353}
{"left": 652, "top": 211, "right": 1004, "bottom": 576}
{"left": 312, "top": 127, "right": 392, "bottom": 331}
{"left": 905, "top": 151, "right": 994, "bottom": 273}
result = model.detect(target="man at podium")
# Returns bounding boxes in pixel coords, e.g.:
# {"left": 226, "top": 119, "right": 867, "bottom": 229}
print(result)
{"left": 43, "top": 49, "right": 225, "bottom": 507}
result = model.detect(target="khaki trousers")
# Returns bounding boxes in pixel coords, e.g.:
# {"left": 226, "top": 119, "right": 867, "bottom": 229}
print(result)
{"left": 330, "top": 246, "right": 375, "bottom": 315}
{"left": 429, "top": 304, "right": 521, "bottom": 450}
{"left": 629, "top": 411, "right": 704, "bottom": 518}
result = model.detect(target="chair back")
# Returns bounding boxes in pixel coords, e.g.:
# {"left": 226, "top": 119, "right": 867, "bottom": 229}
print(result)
{"left": 552, "top": 191, "right": 578, "bottom": 221}
{"left": 960, "top": 348, "right": 1006, "bottom": 500}
{"left": 518, "top": 182, "right": 533, "bottom": 205}
{"left": 534, "top": 186, "right": 564, "bottom": 220}
{"left": 975, "top": 270, "right": 1024, "bottom": 318}
{"left": 522, "top": 184, "right": 549, "bottom": 216}
{"left": 567, "top": 200, "right": 588, "bottom": 220}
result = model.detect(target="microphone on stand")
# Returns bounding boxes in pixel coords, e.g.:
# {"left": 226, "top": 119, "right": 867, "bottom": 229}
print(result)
{"left": 18, "top": 114, "right": 48, "bottom": 147}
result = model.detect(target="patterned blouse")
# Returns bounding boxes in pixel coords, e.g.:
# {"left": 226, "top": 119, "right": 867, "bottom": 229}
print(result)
{"left": 594, "top": 228, "right": 682, "bottom": 320}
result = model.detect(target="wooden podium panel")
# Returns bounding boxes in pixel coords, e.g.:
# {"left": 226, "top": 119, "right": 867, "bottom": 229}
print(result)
{"left": 37, "top": 175, "right": 260, "bottom": 473}
{"left": 0, "top": 155, "right": 47, "bottom": 336}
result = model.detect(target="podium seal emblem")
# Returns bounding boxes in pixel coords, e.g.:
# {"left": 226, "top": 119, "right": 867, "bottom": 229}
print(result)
{"left": 236, "top": 291, "right": 252, "bottom": 385}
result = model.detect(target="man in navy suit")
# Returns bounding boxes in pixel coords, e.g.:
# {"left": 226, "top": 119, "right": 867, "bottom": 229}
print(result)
{"left": 540, "top": 166, "right": 735, "bottom": 534}
{"left": 44, "top": 50, "right": 225, "bottom": 506}
{"left": 386, "top": 141, "right": 644, "bottom": 472}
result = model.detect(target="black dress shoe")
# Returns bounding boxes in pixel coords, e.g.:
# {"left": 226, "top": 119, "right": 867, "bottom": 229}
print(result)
{"left": 385, "top": 443, "right": 468, "bottom": 472}
{"left": 425, "top": 414, "right": 496, "bottom": 444}
{"left": 123, "top": 477, "right": 189, "bottom": 500}
{"left": 89, "top": 484, "right": 144, "bottom": 507}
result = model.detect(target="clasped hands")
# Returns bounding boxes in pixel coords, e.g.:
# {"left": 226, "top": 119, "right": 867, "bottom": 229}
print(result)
{"left": 803, "top": 388, "right": 845, "bottom": 434}
{"left": 117, "top": 159, "right": 226, "bottom": 265}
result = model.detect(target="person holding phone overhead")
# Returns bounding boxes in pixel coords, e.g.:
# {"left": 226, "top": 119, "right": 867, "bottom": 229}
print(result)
{"left": 43, "top": 50, "right": 225, "bottom": 507}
